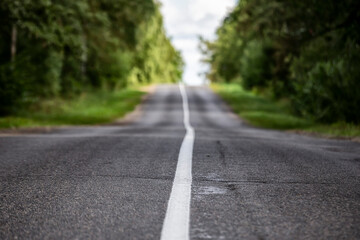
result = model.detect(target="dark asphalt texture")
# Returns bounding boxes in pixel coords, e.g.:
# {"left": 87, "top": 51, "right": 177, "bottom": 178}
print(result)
{"left": 1, "top": 85, "right": 360, "bottom": 239}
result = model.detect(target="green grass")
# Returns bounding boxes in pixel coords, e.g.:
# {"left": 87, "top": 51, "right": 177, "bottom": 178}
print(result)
{"left": 212, "top": 83, "right": 360, "bottom": 138}
{"left": 0, "top": 89, "right": 145, "bottom": 129}
{"left": 306, "top": 123, "right": 360, "bottom": 138}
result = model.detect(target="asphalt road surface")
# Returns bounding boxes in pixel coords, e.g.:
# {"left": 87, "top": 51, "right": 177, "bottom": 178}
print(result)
{"left": 1, "top": 85, "right": 360, "bottom": 239}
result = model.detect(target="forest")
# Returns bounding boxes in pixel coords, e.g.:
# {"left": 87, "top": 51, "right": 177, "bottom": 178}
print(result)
{"left": 201, "top": 0, "right": 360, "bottom": 124}
{"left": 0, "top": 0, "right": 183, "bottom": 116}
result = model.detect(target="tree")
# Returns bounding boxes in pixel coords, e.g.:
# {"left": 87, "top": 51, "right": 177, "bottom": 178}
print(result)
{"left": 202, "top": 0, "right": 360, "bottom": 123}
{"left": 0, "top": 0, "right": 183, "bottom": 115}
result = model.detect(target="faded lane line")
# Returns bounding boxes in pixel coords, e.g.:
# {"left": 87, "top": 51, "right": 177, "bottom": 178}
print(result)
{"left": 161, "top": 83, "right": 194, "bottom": 240}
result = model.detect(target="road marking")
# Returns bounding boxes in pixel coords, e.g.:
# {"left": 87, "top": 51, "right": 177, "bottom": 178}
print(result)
{"left": 161, "top": 83, "right": 195, "bottom": 240}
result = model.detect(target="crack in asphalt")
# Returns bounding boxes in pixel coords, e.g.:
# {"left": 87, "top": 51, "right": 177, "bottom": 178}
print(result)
{"left": 193, "top": 177, "right": 341, "bottom": 185}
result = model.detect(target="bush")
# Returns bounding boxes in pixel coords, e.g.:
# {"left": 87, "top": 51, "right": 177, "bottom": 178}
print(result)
{"left": 240, "top": 40, "right": 273, "bottom": 90}
{"left": 291, "top": 41, "right": 360, "bottom": 123}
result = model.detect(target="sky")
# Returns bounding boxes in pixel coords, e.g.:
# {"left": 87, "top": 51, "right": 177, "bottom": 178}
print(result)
{"left": 160, "top": 0, "right": 236, "bottom": 85}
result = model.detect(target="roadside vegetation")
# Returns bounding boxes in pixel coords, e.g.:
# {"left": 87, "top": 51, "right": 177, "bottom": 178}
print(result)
{"left": 0, "top": 88, "right": 145, "bottom": 129}
{"left": 213, "top": 84, "right": 360, "bottom": 138}
{"left": 0, "top": 0, "right": 183, "bottom": 128}
{"left": 202, "top": 0, "right": 360, "bottom": 137}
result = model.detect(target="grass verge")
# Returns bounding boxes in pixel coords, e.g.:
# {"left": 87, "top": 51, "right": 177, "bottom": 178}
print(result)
{"left": 0, "top": 89, "right": 146, "bottom": 129}
{"left": 212, "top": 83, "right": 360, "bottom": 138}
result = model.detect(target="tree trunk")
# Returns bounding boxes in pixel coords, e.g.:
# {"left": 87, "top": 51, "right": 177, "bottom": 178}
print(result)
{"left": 11, "top": 24, "right": 17, "bottom": 62}
{"left": 81, "top": 33, "right": 87, "bottom": 78}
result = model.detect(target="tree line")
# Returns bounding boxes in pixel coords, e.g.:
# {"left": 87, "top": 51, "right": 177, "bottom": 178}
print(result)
{"left": 0, "top": 0, "right": 183, "bottom": 115}
{"left": 201, "top": 0, "right": 360, "bottom": 123}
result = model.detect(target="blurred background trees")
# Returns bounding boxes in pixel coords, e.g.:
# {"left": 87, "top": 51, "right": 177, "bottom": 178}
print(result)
{"left": 201, "top": 0, "right": 360, "bottom": 123}
{"left": 0, "top": 0, "right": 183, "bottom": 115}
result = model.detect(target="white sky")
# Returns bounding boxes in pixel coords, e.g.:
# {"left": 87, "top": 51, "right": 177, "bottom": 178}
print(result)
{"left": 160, "top": 0, "right": 236, "bottom": 85}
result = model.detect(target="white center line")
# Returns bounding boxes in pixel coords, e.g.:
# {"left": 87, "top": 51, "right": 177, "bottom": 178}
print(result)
{"left": 160, "top": 83, "right": 195, "bottom": 240}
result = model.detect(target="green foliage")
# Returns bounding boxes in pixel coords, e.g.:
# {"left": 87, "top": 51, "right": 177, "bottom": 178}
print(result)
{"left": 240, "top": 40, "right": 273, "bottom": 90}
{"left": 0, "top": 0, "right": 183, "bottom": 115}
{"left": 291, "top": 37, "right": 360, "bottom": 123}
{"left": 202, "top": 0, "right": 360, "bottom": 123}
{"left": 131, "top": 6, "right": 184, "bottom": 85}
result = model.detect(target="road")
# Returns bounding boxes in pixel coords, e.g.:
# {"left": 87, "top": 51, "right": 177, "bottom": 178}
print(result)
{"left": 1, "top": 85, "right": 360, "bottom": 239}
